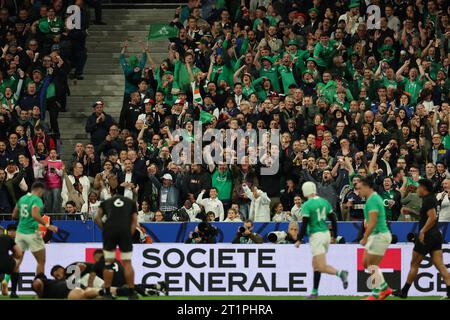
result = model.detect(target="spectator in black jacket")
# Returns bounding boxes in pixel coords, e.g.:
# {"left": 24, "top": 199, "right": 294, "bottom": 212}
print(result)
{"left": 97, "top": 124, "right": 124, "bottom": 158}
{"left": 85, "top": 100, "right": 114, "bottom": 147}
{"left": 183, "top": 164, "right": 211, "bottom": 200}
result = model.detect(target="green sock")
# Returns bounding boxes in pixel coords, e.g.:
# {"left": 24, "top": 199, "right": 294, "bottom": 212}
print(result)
{"left": 336, "top": 270, "right": 341, "bottom": 277}
{"left": 312, "top": 288, "right": 318, "bottom": 295}
{"left": 372, "top": 288, "right": 380, "bottom": 298}
{"left": 380, "top": 281, "right": 388, "bottom": 290}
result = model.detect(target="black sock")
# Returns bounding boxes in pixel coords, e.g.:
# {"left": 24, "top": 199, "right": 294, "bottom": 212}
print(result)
{"left": 128, "top": 287, "right": 135, "bottom": 296}
{"left": 116, "top": 287, "right": 128, "bottom": 296}
{"left": 105, "top": 287, "right": 111, "bottom": 295}
{"left": 313, "top": 271, "right": 321, "bottom": 292}
{"left": 401, "top": 283, "right": 411, "bottom": 295}
{"left": 447, "top": 285, "right": 450, "bottom": 298}
{"left": 10, "top": 273, "right": 19, "bottom": 294}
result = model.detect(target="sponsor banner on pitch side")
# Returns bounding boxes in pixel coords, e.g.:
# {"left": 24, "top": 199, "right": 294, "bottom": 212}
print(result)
{"left": 15, "top": 244, "right": 449, "bottom": 296}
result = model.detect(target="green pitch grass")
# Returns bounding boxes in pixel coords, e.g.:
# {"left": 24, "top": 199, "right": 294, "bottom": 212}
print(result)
{"left": 0, "top": 295, "right": 444, "bottom": 300}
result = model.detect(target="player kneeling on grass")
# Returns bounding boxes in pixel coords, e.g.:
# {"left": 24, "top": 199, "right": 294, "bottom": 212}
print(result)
{"left": 394, "top": 179, "right": 450, "bottom": 300}
{"left": 296, "top": 182, "right": 349, "bottom": 299}
{"left": 358, "top": 176, "right": 393, "bottom": 300}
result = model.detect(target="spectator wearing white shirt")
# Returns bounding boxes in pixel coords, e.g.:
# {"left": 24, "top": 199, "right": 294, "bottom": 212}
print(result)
{"left": 272, "top": 202, "right": 288, "bottom": 222}
{"left": 196, "top": 188, "right": 224, "bottom": 221}
{"left": 437, "top": 179, "right": 450, "bottom": 222}
{"left": 179, "top": 199, "right": 202, "bottom": 222}
{"left": 81, "top": 191, "right": 101, "bottom": 220}
{"left": 224, "top": 208, "right": 242, "bottom": 222}
{"left": 243, "top": 183, "right": 271, "bottom": 222}
{"left": 61, "top": 162, "right": 91, "bottom": 207}
{"left": 137, "top": 200, "right": 154, "bottom": 223}
{"left": 290, "top": 195, "right": 303, "bottom": 221}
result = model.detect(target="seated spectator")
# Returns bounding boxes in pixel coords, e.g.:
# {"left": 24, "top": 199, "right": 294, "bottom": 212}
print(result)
{"left": 152, "top": 210, "right": 165, "bottom": 222}
{"left": 80, "top": 191, "right": 101, "bottom": 220}
{"left": 137, "top": 200, "right": 154, "bottom": 223}
{"left": 65, "top": 200, "right": 83, "bottom": 221}
{"left": 224, "top": 208, "right": 242, "bottom": 222}
{"left": 272, "top": 202, "right": 288, "bottom": 222}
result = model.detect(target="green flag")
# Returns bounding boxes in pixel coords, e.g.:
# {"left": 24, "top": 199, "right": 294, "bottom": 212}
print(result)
{"left": 148, "top": 24, "right": 178, "bottom": 40}
{"left": 199, "top": 109, "right": 214, "bottom": 124}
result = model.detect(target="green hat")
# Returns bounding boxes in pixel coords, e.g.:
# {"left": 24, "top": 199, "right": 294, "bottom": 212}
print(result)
{"left": 308, "top": 7, "right": 319, "bottom": 14}
{"left": 306, "top": 57, "right": 317, "bottom": 64}
{"left": 348, "top": 1, "right": 360, "bottom": 9}
{"left": 378, "top": 45, "right": 395, "bottom": 55}
{"left": 163, "top": 70, "right": 173, "bottom": 76}
{"left": 260, "top": 56, "right": 274, "bottom": 64}
{"left": 303, "top": 70, "right": 314, "bottom": 76}
{"left": 288, "top": 39, "right": 298, "bottom": 46}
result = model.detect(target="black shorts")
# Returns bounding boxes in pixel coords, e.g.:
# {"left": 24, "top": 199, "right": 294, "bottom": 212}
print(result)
{"left": 413, "top": 230, "right": 443, "bottom": 256}
{"left": 0, "top": 256, "right": 15, "bottom": 274}
{"left": 103, "top": 228, "right": 133, "bottom": 253}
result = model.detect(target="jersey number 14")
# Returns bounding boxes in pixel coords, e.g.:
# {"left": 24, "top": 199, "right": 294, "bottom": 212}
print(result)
{"left": 316, "top": 207, "right": 327, "bottom": 221}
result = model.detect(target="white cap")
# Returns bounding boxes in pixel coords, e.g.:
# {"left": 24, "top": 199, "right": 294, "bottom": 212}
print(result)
{"left": 302, "top": 182, "right": 317, "bottom": 197}
{"left": 144, "top": 98, "right": 151, "bottom": 104}
{"left": 162, "top": 173, "right": 173, "bottom": 180}
{"left": 137, "top": 114, "right": 147, "bottom": 122}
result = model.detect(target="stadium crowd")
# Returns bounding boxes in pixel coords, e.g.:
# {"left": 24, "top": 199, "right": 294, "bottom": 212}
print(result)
{"left": 1, "top": 0, "right": 450, "bottom": 226}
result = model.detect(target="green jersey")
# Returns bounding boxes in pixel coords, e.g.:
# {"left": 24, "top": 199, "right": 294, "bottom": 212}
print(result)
{"left": 16, "top": 193, "right": 44, "bottom": 234}
{"left": 363, "top": 192, "right": 390, "bottom": 235}
{"left": 301, "top": 196, "right": 332, "bottom": 235}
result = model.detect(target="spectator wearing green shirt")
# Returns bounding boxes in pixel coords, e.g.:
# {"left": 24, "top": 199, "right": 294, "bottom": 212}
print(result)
{"left": 38, "top": 8, "right": 64, "bottom": 52}
{"left": 396, "top": 58, "right": 426, "bottom": 105}
{"left": 313, "top": 32, "right": 341, "bottom": 72}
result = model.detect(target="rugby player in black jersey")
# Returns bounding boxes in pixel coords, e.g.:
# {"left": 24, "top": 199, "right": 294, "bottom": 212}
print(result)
{"left": 394, "top": 179, "right": 450, "bottom": 299}
{"left": 94, "top": 192, "right": 138, "bottom": 300}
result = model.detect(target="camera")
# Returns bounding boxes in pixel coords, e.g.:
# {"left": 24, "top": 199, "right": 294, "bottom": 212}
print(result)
{"left": 198, "top": 222, "right": 218, "bottom": 239}
{"left": 238, "top": 226, "right": 246, "bottom": 234}
{"left": 267, "top": 231, "right": 287, "bottom": 244}
{"left": 407, "top": 232, "right": 416, "bottom": 242}
{"left": 172, "top": 208, "right": 189, "bottom": 222}
{"left": 191, "top": 232, "right": 200, "bottom": 239}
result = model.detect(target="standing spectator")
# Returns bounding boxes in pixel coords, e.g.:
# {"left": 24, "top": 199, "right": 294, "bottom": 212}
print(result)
{"left": 196, "top": 188, "right": 224, "bottom": 221}
{"left": 81, "top": 191, "right": 101, "bottom": 220}
{"left": 61, "top": 162, "right": 90, "bottom": 207}
{"left": 243, "top": 183, "right": 271, "bottom": 222}
{"left": 85, "top": 100, "right": 114, "bottom": 147}
{"left": 43, "top": 149, "right": 63, "bottom": 213}
{"left": 148, "top": 172, "right": 182, "bottom": 221}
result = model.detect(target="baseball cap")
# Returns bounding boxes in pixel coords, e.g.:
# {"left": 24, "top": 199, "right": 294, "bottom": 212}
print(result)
{"left": 143, "top": 98, "right": 154, "bottom": 104}
{"left": 162, "top": 173, "right": 173, "bottom": 180}
{"left": 302, "top": 181, "right": 317, "bottom": 197}
{"left": 174, "top": 98, "right": 184, "bottom": 105}
{"left": 7, "top": 159, "right": 16, "bottom": 166}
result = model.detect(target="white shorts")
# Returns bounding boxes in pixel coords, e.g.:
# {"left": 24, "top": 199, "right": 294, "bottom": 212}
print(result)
{"left": 309, "top": 231, "right": 331, "bottom": 257}
{"left": 16, "top": 232, "right": 45, "bottom": 253}
{"left": 80, "top": 274, "right": 104, "bottom": 289}
{"left": 365, "top": 232, "right": 392, "bottom": 256}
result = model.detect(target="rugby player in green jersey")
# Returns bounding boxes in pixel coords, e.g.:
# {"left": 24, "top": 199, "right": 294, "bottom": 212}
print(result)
{"left": 358, "top": 176, "right": 393, "bottom": 300}
{"left": 296, "top": 182, "right": 349, "bottom": 299}
{"left": 12, "top": 182, "right": 58, "bottom": 278}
